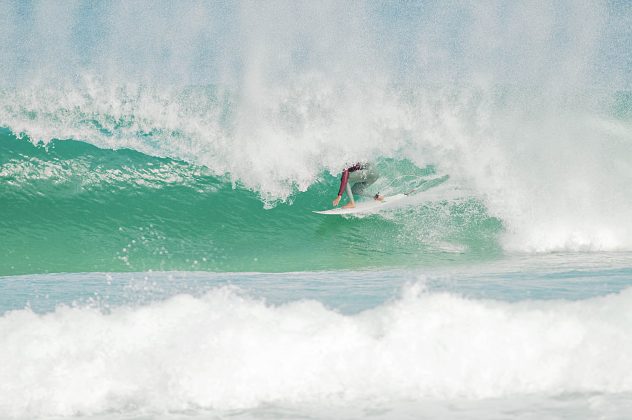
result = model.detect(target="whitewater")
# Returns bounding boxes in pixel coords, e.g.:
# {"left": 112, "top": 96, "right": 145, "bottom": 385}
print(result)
{"left": 1, "top": 1, "right": 632, "bottom": 419}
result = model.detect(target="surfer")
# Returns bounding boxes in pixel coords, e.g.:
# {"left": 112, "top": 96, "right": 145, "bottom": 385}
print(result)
{"left": 333, "top": 162, "right": 383, "bottom": 208}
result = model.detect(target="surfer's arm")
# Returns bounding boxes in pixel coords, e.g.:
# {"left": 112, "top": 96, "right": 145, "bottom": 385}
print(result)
{"left": 337, "top": 169, "right": 349, "bottom": 197}
{"left": 333, "top": 169, "right": 350, "bottom": 206}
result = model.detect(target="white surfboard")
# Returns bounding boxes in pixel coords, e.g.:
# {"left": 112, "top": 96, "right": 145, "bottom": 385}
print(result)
{"left": 313, "top": 194, "right": 407, "bottom": 215}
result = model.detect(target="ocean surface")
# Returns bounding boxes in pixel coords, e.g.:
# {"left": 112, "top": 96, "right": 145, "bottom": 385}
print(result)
{"left": 2, "top": 1, "right": 632, "bottom": 419}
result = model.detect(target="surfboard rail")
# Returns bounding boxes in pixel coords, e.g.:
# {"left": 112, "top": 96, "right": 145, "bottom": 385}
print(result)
{"left": 313, "top": 193, "right": 407, "bottom": 215}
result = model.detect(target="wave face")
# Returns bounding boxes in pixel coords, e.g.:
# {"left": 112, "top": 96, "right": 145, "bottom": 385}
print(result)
{"left": 2, "top": 280, "right": 632, "bottom": 418}
{"left": 0, "top": 129, "right": 496, "bottom": 275}
{"left": 1, "top": 1, "right": 632, "bottom": 275}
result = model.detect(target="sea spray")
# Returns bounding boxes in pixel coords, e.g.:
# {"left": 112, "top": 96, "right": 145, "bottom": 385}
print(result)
{"left": 1, "top": 1, "right": 631, "bottom": 264}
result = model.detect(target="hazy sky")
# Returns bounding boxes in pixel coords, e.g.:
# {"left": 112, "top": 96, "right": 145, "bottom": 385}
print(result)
{"left": 0, "top": 1, "right": 630, "bottom": 89}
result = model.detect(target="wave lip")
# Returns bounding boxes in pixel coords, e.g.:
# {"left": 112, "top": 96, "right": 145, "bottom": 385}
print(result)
{"left": 2, "top": 284, "right": 632, "bottom": 418}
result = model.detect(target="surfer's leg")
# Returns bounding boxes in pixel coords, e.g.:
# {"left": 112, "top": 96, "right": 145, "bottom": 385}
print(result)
{"left": 363, "top": 164, "right": 379, "bottom": 186}
{"left": 350, "top": 165, "right": 380, "bottom": 197}
{"left": 343, "top": 182, "right": 355, "bottom": 208}
{"left": 364, "top": 164, "right": 381, "bottom": 200}
{"left": 351, "top": 181, "right": 368, "bottom": 196}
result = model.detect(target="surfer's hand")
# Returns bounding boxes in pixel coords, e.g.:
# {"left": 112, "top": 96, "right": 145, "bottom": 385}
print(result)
{"left": 332, "top": 195, "right": 341, "bottom": 207}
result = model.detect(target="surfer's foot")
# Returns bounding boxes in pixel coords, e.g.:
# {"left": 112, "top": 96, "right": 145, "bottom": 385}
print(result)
{"left": 374, "top": 194, "right": 384, "bottom": 201}
{"left": 342, "top": 202, "right": 356, "bottom": 209}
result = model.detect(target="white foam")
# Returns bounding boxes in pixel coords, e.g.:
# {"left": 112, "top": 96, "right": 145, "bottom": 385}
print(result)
{"left": 1, "top": 1, "right": 631, "bottom": 251}
{"left": 2, "top": 284, "right": 632, "bottom": 418}
{"left": 3, "top": 80, "right": 632, "bottom": 253}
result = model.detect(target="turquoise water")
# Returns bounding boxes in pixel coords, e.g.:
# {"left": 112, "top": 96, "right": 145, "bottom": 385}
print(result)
{"left": 2, "top": 0, "right": 632, "bottom": 419}
{"left": 0, "top": 128, "right": 499, "bottom": 275}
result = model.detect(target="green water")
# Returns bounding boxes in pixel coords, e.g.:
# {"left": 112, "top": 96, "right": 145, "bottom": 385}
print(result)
{"left": 0, "top": 131, "right": 502, "bottom": 275}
